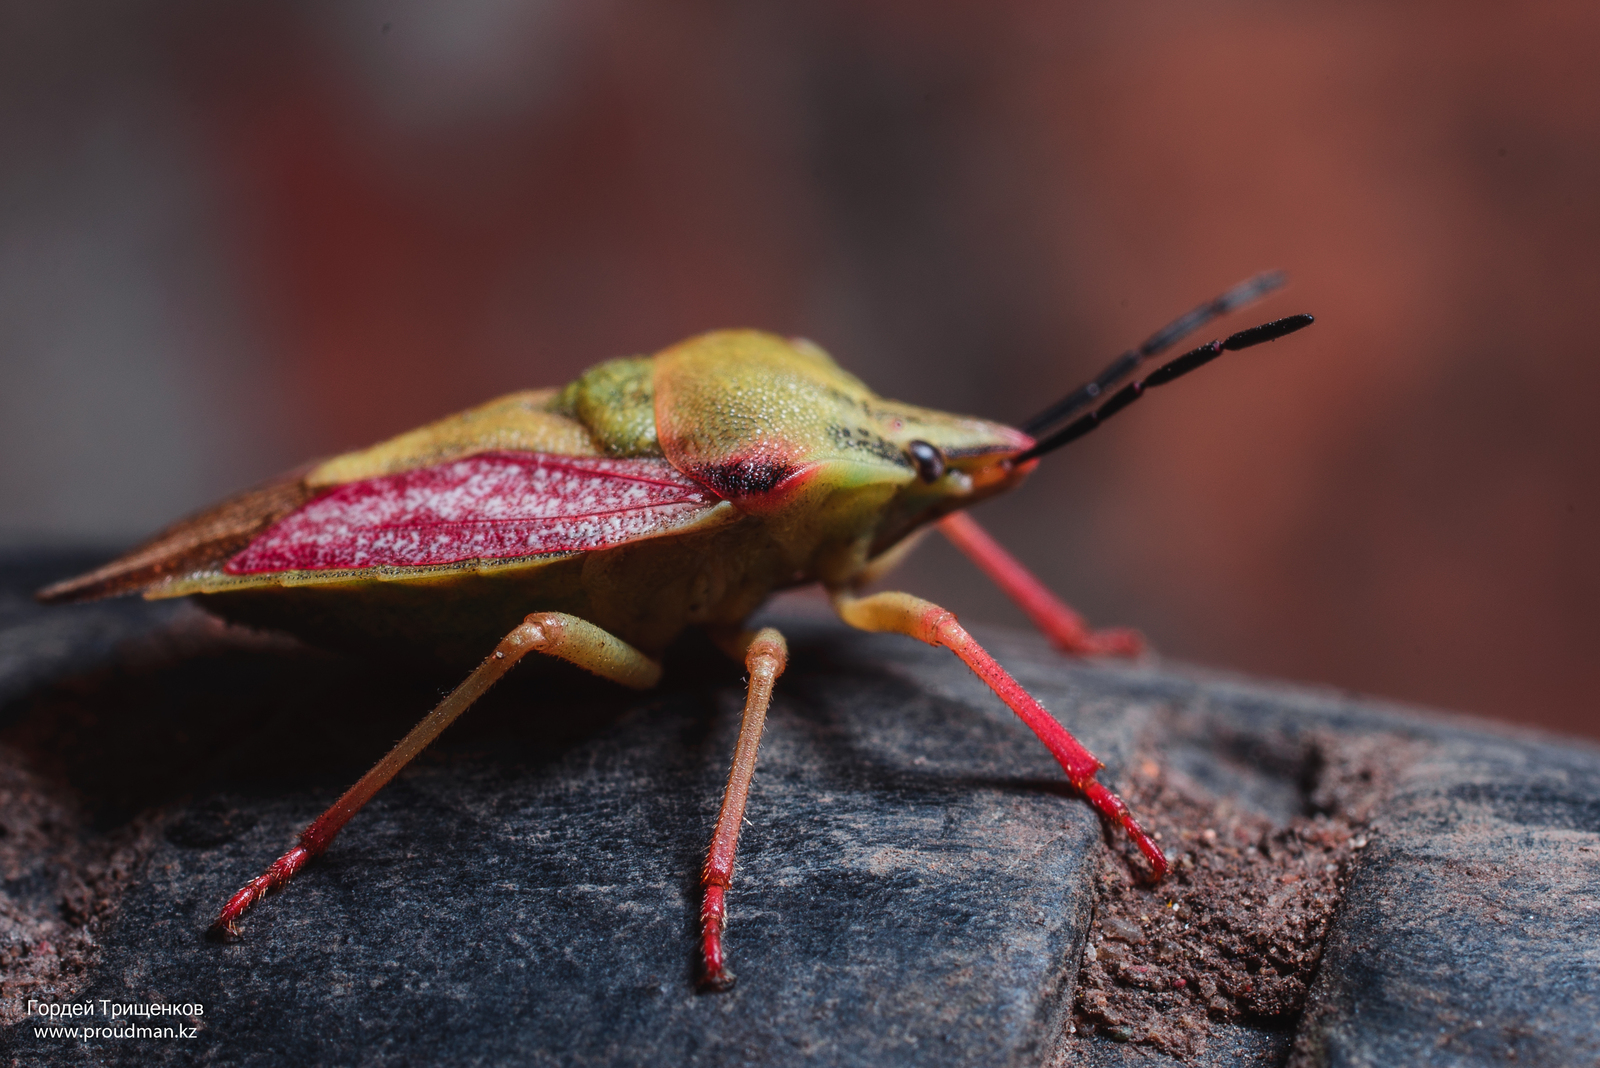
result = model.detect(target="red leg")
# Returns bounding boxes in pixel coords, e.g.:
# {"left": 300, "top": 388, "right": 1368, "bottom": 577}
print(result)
{"left": 698, "top": 627, "right": 788, "bottom": 991}
{"left": 211, "top": 612, "right": 661, "bottom": 937}
{"left": 832, "top": 590, "right": 1167, "bottom": 881}
{"left": 937, "top": 511, "right": 1142, "bottom": 657}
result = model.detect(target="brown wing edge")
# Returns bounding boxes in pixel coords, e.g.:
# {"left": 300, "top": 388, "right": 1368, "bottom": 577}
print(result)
{"left": 34, "top": 475, "right": 316, "bottom": 605}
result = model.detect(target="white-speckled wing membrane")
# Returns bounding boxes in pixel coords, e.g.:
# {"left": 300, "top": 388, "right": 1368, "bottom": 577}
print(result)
{"left": 226, "top": 452, "right": 716, "bottom": 573}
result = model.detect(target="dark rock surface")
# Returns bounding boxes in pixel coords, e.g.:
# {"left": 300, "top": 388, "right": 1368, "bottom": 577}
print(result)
{"left": 0, "top": 551, "right": 185, "bottom": 710}
{"left": 1291, "top": 727, "right": 1600, "bottom": 1066}
{"left": 1, "top": 551, "right": 1597, "bottom": 1066}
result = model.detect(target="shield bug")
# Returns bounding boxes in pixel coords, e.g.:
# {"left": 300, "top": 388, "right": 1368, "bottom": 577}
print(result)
{"left": 37, "top": 273, "right": 1312, "bottom": 991}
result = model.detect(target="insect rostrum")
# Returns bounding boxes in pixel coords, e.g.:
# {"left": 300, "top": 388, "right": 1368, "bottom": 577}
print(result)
{"left": 37, "top": 277, "right": 1311, "bottom": 992}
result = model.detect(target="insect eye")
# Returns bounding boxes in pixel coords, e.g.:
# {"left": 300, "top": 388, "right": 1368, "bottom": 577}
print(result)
{"left": 906, "top": 440, "right": 945, "bottom": 483}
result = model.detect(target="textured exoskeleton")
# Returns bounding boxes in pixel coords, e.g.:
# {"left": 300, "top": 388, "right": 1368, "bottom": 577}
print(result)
{"left": 41, "top": 281, "right": 1311, "bottom": 990}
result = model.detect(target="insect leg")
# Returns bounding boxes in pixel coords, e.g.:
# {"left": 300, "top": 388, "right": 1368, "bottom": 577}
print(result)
{"left": 210, "top": 612, "right": 661, "bottom": 938}
{"left": 937, "top": 511, "right": 1142, "bottom": 657}
{"left": 696, "top": 626, "right": 788, "bottom": 992}
{"left": 830, "top": 589, "right": 1167, "bottom": 880}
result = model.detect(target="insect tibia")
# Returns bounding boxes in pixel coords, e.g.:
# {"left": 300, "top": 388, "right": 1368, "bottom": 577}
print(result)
{"left": 831, "top": 589, "right": 1166, "bottom": 882}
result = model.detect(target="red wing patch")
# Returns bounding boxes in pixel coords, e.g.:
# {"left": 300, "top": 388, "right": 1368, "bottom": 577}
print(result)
{"left": 225, "top": 452, "right": 717, "bottom": 574}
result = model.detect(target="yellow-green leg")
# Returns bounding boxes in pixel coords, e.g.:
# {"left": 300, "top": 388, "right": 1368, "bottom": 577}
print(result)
{"left": 830, "top": 590, "right": 1167, "bottom": 879}
{"left": 697, "top": 626, "right": 788, "bottom": 991}
{"left": 211, "top": 612, "right": 661, "bottom": 938}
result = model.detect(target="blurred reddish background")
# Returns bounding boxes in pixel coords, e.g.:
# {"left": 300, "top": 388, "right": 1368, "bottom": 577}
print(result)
{"left": 3, "top": 2, "right": 1596, "bottom": 738}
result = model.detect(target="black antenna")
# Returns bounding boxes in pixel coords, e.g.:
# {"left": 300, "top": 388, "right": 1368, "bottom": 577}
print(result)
{"left": 1012, "top": 314, "right": 1314, "bottom": 464}
{"left": 1021, "top": 271, "right": 1287, "bottom": 438}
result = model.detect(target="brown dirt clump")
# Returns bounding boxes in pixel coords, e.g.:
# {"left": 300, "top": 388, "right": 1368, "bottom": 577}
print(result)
{"left": 1067, "top": 724, "right": 1417, "bottom": 1059}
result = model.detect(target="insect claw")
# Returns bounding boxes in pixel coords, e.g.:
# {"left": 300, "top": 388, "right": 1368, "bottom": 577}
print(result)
{"left": 697, "top": 884, "right": 738, "bottom": 993}
{"left": 1074, "top": 626, "right": 1144, "bottom": 658}
{"left": 698, "top": 971, "right": 737, "bottom": 994}
{"left": 1126, "top": 820, "right": 1171, "bottom": 883}
{"left": 209, "top": 843, "right": 313, "bottom": 939}
{"left": 1080, "top": 779, "right": 1169, "bottom": 882}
